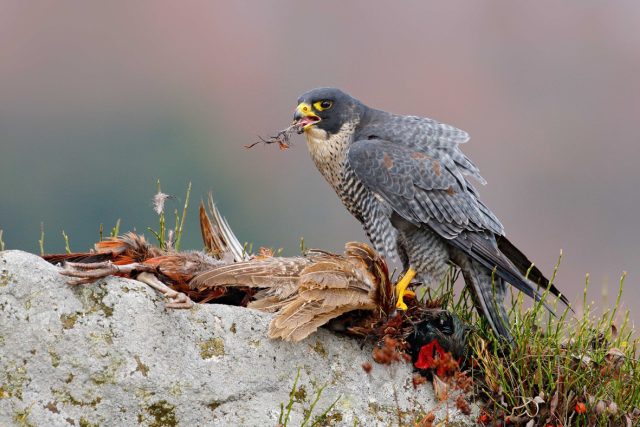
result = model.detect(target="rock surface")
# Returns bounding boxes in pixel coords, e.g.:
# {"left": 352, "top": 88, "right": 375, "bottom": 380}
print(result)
{"left": 0, "top": 250, "right": 476, "bottom": 426}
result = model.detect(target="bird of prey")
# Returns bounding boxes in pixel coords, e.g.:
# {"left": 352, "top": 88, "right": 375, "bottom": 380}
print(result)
{"left": 292, "top": 87, "right": 568, "bottom": 340}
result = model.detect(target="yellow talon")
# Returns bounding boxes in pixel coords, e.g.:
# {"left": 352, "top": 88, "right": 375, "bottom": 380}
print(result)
{"left": 395, "top": 268, "right": 416, "bottom": 310}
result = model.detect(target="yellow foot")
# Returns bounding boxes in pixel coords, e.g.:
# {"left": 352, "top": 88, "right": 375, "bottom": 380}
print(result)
{"left": 395, "top": 268, "right": 417, "bottom": 310}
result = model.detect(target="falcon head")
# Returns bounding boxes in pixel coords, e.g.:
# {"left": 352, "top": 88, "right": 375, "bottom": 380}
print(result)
{"left": 293, "top": 87, "right": 363, "bottom": 136}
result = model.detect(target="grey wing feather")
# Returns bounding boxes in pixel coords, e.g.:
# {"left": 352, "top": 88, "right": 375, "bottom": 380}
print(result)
{"left": 347, "top": 139, "right": 503, "bottom": 238}
{"left": 433, "top": 121, "right": 470, "bottom": 145}
{"left": 357, "top": 112, "right": 484, "bottom": 183}
{"left": 348, "top": 139, "right": 567, "bottom": 311}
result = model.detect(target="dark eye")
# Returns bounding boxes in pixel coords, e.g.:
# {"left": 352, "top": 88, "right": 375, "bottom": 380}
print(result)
{"left": 314, "top": 100, "right": 333, "bottom": 111}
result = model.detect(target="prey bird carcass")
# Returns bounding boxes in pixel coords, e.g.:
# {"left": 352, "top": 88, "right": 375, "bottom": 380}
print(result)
{"left": 43, "top": 195, "right": 404, "bottom": 343}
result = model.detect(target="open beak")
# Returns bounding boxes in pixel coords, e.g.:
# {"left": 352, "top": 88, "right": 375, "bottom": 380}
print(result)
{"left": 293, "top": 102, "right": 321, "bottom": 133}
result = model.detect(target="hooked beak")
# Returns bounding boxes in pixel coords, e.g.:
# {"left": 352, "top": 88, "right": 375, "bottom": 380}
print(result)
{"left": 293, "top": 102, "right": 321, "bottom": 133}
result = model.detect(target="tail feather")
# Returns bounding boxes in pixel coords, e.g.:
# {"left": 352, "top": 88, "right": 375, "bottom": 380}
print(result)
{"left": 199, "top": 193, "right": 247, "bottom": 263}
{"left": 496, "top": 235, "right": 569, "bottom": 306}
{"left": 450, "top": 230, "right": 572, "bottom": 340}
{"left": 42, "top": 252, "right": 113, "bottom": 265}
{"left": 461, "top": 260, "right": 512, "bottom": 341}
{"left": 451, "top": 232, "right": 565, "bottom": 314}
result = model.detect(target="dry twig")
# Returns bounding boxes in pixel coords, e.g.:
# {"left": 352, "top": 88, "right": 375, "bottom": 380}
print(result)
{"left": 246, "top": 122, "right": 301, "bottom": 150}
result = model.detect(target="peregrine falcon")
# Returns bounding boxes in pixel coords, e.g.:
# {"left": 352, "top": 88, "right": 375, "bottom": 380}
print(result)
{"left": 292, "top": 87, "right": 568, "bottom": 340}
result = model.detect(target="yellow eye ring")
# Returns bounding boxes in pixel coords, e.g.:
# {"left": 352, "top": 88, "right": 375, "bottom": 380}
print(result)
{"left": 313, "top": 100, "right": 333, "bottom": 111}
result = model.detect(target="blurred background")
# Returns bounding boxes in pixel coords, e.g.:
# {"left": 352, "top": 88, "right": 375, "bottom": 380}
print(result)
{"left": 1, "top": 2, "right": 638, "bottom": 322}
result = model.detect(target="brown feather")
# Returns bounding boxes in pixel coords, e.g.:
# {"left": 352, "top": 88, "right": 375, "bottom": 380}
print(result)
{"left": 199, "top": 193, "right": 247, "bottom": 263}
{"left": 191, "top": 240, "right": 391, "bottom": 341}
{"left": 44, "top": 233, "right": 160, "bottom": 267}
{"left": 299, "top": 261, "right": 356, "bottom": 287}
{"left": 191, "top": 257, "right": 310, "bottom": 291}
{"left": 248, "top": 296, "right": 293, "bottom": 313}
{"left": 199, "top": 202, "right": 218, "bottom": 256}
{"left": 299, "top": 262, "right": 373, "bottom": 293}
{"left": 272, "top": 300, "right": 325, "bottom": 329}
{"left": 42, "top": 252, "right": 112, "bottom": 265}
{"left": 298, "top": 288, "right": 375, "bottom": 309}
{"left": 269, "top": 305, "right": 355, "bottom": 342}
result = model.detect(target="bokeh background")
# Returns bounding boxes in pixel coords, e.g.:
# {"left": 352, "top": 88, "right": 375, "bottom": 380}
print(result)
{"left": 1, "top": 2, "right": 638, "bottom": 322}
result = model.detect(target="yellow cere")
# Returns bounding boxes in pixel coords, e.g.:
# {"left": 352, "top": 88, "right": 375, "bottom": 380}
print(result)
{"left": 296, "top": 102, "right": 313, "bottom": 116}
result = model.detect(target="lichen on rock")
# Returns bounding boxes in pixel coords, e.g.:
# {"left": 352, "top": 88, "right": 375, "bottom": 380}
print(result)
{"left": 0, "top": 250, "right": 476, "bottom": 426}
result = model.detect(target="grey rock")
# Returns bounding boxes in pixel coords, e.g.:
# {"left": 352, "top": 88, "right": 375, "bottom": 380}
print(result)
{"left": 0, "top": 250, "right": 476, "bottom": 426}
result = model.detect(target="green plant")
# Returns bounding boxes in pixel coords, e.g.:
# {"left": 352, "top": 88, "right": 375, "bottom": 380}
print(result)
{"left": 242, "top": 242, "right": 253, "bottom": 259}
{"left": 173, "top": 181, "right": 191, "bottom": 251}
{"left": 110, "top": 219, "right": 121, "bottom": 238}
{"left": 148, "top": 180, "right": 191, "bottom": 251}
{"left": 428, "top": 256, "right": 639, "bottom": 426}
{"left": 61, "top": 230, "right": 71, "bottom": 254}
{"left": 278, "top": 368, "right": 341, "bottom": 427}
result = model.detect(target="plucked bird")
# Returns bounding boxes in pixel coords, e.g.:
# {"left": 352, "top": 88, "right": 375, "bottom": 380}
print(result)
{"left": 291, "top": 87, "right": 569, "bottom": 340}
{"left": 43, "top": 195, "right": 401, "bottom": 342}
{"left": 191, "top": 240, "right": 393, "bottom": 341}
